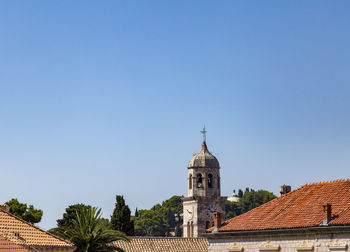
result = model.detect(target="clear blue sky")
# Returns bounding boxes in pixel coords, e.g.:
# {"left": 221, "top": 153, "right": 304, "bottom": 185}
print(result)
{"left": 1, "top": 1, "right": 350, "bottom": 230}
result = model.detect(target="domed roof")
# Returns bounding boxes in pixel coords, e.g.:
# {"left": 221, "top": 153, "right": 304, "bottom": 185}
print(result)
{"left": 227, "top": 190, "right": 240, "bottom": 202}
{"left": 188, "top": 141, "right": 220, "bottom": 168}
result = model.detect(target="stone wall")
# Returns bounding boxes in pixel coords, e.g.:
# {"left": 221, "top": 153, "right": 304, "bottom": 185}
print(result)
{"left": 183, "top": 197, "right": 226, "bottom": 237}
{"left": 209, "top": 233, "right": 350, "bottom": 252}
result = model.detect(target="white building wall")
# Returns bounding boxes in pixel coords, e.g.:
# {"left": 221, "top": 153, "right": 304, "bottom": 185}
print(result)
{"left": 209, "top": 233, "right": 350, "bottom": 252}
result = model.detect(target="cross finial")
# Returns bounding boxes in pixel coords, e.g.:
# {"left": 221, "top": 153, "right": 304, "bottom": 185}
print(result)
{"left": 200, "top": 125, "right": 207, "bottom": 142}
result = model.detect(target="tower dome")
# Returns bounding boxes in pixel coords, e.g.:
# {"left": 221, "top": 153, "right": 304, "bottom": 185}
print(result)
{"left": 188, "top": 141, "right": 220, "bottom": 168}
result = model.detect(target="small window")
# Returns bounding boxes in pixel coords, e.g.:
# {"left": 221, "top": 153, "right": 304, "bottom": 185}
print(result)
{"left": 190, "top": 221, "right": 194, "bottom": 237}
{"left": 197, "top": 174, "right": 203, "bottom": 188}
{"left": 187, "top": 222, "right": 190, "bottom": 237}
{"left": 208, "top": 174, "right": 213, "bottom": 188}
{"left": 189, "top": 174, "right": 192, "bottom": 189}
{"left": 206, "top": 221, "right": 210, "bottom": 229}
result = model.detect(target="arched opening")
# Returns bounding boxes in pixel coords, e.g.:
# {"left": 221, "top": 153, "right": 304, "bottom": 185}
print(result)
{"left": 197, "top": 174, "right": 203, "bottom": 188}
{"left": 189, "top": 174, "right": 192, "bottom": 189}
{"left": 208, "top": 174, "right": 213, "bottom": 188}
{"left": 217, "top": 175, "right": 220, "bottom": 189}
{"left": 187, "top": 222, "right": 190, "bottom": 237}
{"left": 190, "top": 221, "right": 194, "bottom": 237}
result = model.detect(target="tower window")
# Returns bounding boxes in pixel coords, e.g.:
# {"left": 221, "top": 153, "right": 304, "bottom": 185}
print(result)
{"left": 190, "top": 221, "right": 194, "bottom": 237}
{"left": 187, "top": 222, "right": 190, "bottom": 237}
{"left": 206, "top": 221, "right": 210, "bottom": 229}
{"left": 197, "top": 174, "right": 203, "bottom": 188}
{"left": 208, "top": 174, "right": 213, "bottom": 188}
{"left": 189, "top": 174, "right": 192, "bottom": 189}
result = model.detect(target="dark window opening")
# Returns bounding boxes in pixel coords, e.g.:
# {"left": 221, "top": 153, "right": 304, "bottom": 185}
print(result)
{"left": 208, "top": 174, "right": 213, "bottom": 188}
{"left": 187, "top": 222, "right": 190, "bottom": 237}
{"left": 206, "top": 221, "right": 210, "bottom": 229}
{"left": 197, "top": 174, "right": 203, "bottom": 188}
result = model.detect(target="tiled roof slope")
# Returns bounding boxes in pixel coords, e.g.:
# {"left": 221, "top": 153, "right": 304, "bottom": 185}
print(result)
{"left": 113, "top": 237, "right": 208, "bottom": 252}
{"left": 219, "top": 179, "right": 350, "bottom": 232}
{"left": 0, "top": 235, "right": 31, "bottom": 251}
{"left": 0, "top": 209, "right": 74, "bottom": 249}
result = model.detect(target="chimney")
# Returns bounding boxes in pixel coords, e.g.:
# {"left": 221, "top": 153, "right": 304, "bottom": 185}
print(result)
{"left": 323, "top": 203, "right": 332, "bottom": 223}
{"left": 280, "top": 185, "right": 291, "bottom": 195}
{"left": 213, "top": 212, "right": 222, "bottom": 228}
{"left": 0, "top": 204, "right": 9, "bottom": 212}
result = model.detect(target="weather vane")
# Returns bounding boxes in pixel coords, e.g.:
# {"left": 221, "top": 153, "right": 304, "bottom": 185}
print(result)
{"left": 200, "top": 125, "right": 207, "bottom": 142}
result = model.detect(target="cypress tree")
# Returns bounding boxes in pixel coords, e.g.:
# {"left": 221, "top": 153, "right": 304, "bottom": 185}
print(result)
{"left": 111, "top": 195, "right": 135, "bottom": 236}
{"left": 238, "top": 189, "right": 244, "bottom": 198}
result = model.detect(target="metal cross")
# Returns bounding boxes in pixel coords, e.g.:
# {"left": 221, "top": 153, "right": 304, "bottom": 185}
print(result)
{"left": 200, "top": 126, "right": 207, "bottom": 142}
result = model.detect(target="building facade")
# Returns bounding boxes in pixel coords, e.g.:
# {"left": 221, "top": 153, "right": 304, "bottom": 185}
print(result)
{"left": 183, "top": 139, "right": 226, "bottom": 238}
{"left": 206, "top": 179, "right": 350, "bottom": 252}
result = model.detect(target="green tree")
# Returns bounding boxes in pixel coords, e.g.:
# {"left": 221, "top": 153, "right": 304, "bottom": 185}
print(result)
{"left": 225, "top": 189, "right": 276, "bottom": 220}
{"left": 225, "top": 201, "right": 241, "bottom": 219}
{"left": 238, "top": 189, "right": 244, "bottom": 198}
{"left": 133, "top": 195, "right": 183, "bottom": 237}
{"left": 5, "top": 198, "right": 43, "bottom": 224}
{"left": 161, "top": 196, "right": 183, "bottom": 235}
{"left": 52, "top": 204, "right": 111, "bottom": 233}
{"left": 56, "top": 204, "right": 92, "bottom": 228}
{"left": 174, "top": 225, "right": 182, "bottom": 237}
{"left": 111, "top": 195, "right": 134, "bottom": 236}
{"left": 240, "top": 189, "right": 276, "bottom": 213}
{"left": 134, "top": 209, "right": 167, "bottom": 236}
{"left": 50, "top": 207, "right": 129, "bottom": 252}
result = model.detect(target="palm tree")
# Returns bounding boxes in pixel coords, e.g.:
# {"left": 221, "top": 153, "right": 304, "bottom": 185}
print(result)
{"left": 50, "top": 207, "right": 129, "bottom": 252}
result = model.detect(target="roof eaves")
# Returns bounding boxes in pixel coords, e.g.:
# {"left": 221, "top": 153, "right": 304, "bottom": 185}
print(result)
{"left": 205, "top": 225, "right": 350, "bottom": 239}
{"left": 0, "top": 209, "right": 74, "bottom": 247}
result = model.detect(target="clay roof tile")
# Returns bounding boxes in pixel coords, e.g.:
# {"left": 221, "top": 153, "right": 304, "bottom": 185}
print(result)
{"left": 113, "top": 237, "right": 208, "bottom": 252}
{"left": 218, "top": 178, "right": 350, "bottom": 232}
{"left": 0, "top": 209, "right": 74, "bottom": 249}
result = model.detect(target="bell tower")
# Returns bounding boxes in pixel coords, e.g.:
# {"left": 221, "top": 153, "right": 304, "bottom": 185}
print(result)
{"left": 182, "top": 128, "right": 226, "bottom": 237}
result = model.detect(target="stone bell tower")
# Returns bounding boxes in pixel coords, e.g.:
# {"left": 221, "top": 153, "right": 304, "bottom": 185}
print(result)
{"left": 182, "top": 128, "right": 226, "bottom": 237}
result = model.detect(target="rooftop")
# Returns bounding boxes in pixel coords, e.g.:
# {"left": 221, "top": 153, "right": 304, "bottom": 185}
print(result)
{"left": 113, "top": 237, "right": 208, "bottom": 252}
{"left": 0, "top": 208, "right": 75, "bottom": 249}
{"left": 217, "top": 178, "right": 350, "bottom": 232}
{"left": 188, "top": 141, "right": 220, "bottom": 168}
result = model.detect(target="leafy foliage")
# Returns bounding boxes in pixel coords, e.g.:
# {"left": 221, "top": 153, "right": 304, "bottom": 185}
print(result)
{"left": 5, "top": 198, "right": 43, "bottom": 224}
{"left": 111, "top": 195, "right": 134, "bottom": 236}
{"left": 54, "top": 204, "right": 112, "bottom": 230}
{"left": 225, "top": 188, "right": 276, "bottom": 219}
{"left": 50, "top": 207, "right": 129, "bottom": 252}
{"left": 57, "top": 204, "right": 92, "bottom": 228}
{"left": 133, "top": 196, "right": 183, "bottom": 237}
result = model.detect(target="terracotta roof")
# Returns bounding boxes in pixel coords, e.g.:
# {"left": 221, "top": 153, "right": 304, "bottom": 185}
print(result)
{"left": 0, "top": 209, "right": 75, "bottom": 249}
{"left": 113, "top": 237, "right": 208, "bottom": 252}
{"left": 218, "top": 178, "right": 350, "bottom": 232}
{"left": 0, "top": 235, "right": 31, "bottom": 251}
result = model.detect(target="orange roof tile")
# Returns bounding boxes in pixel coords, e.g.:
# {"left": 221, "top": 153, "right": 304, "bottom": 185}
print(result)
{"left": 0, "top": 209, "right": 75, "bottom": 249}
{"left": 218, "top": 179, "right": 350, "bottom": 232}
{"left": 0, "top": 235, "right": 31, "bottom": 251}
{"left": 113, "top": 237, "right": 208, "bottom": 252}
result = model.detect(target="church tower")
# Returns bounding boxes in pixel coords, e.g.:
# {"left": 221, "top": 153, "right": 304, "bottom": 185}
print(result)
{"left": 182, "top": 128, "right": 226, "bottom": 237}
